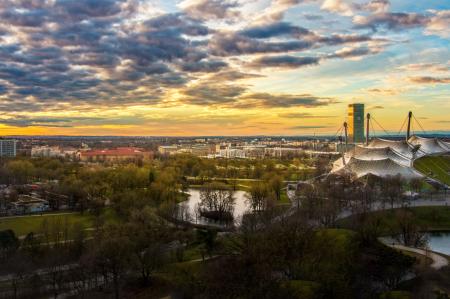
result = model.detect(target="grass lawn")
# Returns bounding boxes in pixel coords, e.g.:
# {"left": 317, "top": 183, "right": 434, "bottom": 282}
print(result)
{"left": 0, "top": 212, "right": 94, "bottom": 237}
{"left": 337, "top": 206, "right": 450, "bottom": 234}
{"left": 278, "top": 190, "right": 291, "bottom": 205}
{"left": 0, "top": 208, "right": 120, "bottom": 237}
{"left": 414, "top": 155, "right": 450, "bottom": 186}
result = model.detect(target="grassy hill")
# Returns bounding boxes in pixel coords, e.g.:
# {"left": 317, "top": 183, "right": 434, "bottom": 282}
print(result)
{"left": 413, "top": 155, "right": 450, "bottom": 186}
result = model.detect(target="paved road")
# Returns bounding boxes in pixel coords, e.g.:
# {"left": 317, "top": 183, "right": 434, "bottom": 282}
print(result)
{"left": 385, "top": 243, "right": 449, "bottom": 270}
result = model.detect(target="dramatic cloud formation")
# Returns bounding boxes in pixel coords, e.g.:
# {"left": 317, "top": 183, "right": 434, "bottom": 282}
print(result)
{"left": 0, "top": 0, "right": 447, "bottom": 135}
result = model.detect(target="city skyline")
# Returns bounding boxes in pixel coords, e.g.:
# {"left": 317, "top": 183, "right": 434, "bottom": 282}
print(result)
{"left": 0, "top": 0, "right": 449, "bottom": 136}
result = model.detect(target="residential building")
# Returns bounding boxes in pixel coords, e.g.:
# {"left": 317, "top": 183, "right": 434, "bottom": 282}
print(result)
{"left": 0, "top": 139, "right": 17, "bottom": 157}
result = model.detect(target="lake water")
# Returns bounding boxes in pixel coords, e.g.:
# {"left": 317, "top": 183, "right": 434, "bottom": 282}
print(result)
{"left": 426, "top": 231, "right": 450, "bottom": 255}
{"left": 178, "top": 189, "right": 251, "bottom": 227}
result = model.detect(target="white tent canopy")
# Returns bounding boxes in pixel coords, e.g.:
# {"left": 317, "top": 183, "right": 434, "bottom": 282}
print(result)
{"left": 331, "top": 135, "right": 449, "bottom": 180}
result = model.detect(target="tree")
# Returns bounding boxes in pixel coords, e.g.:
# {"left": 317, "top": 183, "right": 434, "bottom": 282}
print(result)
{"left": 198, "top": 183, "right": 235, "bottom": 222}
{"left": 127, "top": 208, "right": 171, "bottom": 285}
{"left": 89, "top": 225, "right": 132, "bottom": 299}
{"left": 5, "top": 160, "right": 35, "bottom": 184}
{"left": 196, "top": 229, "right": 217, "bottom": 260}
{"left": 392, "top": 208, "right": 428, "bottom": 247}
{"left": 246, "top": 182, "right": 274, "bottom": 212}
{"left": 410, "top": 178, "right": 422, "bottom": 194}
{"left": 383, "top": 175, "right": 404, "bottom": 209}
{"left": 266, "top": 174, "right": 284, "bottom": 201}
{"left": 0, "top": 229, "right": 20, "bottom": 260}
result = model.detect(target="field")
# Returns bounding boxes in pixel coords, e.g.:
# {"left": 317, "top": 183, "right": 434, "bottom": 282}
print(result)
{"left": 337, "top": 206, "right": 450, "bottom": 233}
{"left": 0, "top": 209, "right": 119, "bottom": 237}
{"left": 414, "top": 155, "right": 450, "bottom": 186}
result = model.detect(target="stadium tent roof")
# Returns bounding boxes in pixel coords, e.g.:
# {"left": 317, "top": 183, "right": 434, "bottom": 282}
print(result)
{"left": 367, "top": 138, "right": 416, "bottom": 159}
{"left": 331, "top": 135, "right": 449, "bottom": 180}
{"left": 408, "top": 136, "right": 450, "bottom": 154}
{"left": 353, "top": 146, "right": 411, "bottom": 166}
{"left": 342, "top": 157, "right": 424, "bottom": 179}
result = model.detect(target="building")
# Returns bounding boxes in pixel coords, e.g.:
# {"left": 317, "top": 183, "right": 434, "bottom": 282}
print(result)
{"left": 158, "top": 145, "right": 180, "bottom": 155}
{"left": 348, "top": 103, "right": 364, "bottom": 143}
{"left": 12, "top": 195, "right": 49, "bottom": 214}
{"left": 80, "top": 147, "right": 152, "bottom": 162}
{"left": 31, "top": 146, "right": 62, "bottom": 157}
{"left": 331, "top": 136, "right": 450, "bottom": 181}
{"left": 31, "top": 145, "right": 79, "bottom": 159}
{"left": 0, "top": 139, "right": 17, "bottom": 157}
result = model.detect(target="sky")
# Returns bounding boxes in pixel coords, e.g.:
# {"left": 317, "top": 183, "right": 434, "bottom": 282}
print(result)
{"left": 0, "top": 0, "right": 448, "bottom": 136}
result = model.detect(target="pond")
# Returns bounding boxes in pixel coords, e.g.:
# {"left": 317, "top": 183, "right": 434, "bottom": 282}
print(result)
{"left": 177, "top": 189, "right": 251, "bottom": 227}
{"left": 426, "top": 231, "right": 450, "bottom": 255}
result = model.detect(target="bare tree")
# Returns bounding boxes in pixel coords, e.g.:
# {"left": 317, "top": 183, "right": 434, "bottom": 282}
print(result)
{"left": 198, "top": 183, "right": 235, "bottom": 222}
{"left": 393, "top": 209, "right": 428, "bottom": 248}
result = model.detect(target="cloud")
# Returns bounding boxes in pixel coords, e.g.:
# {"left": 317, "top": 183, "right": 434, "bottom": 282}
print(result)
{"left": 208, "top": 71, "right": 264, "bottom": 81}
{"left": 0, "top": 0, "right": 446, "bottom": 133}
{"left": 397, "top": 63, "right": 449, "bottom": 72}
{"left": 252, "top": 0, "right": 308, "bottom": 25}
{"left": 209, "top": 32, "right": 313, "bottom": 56}
{"left": 409, "top": 76, "right": 450, "bottom": 84}
{"left": 0, "top": 115, "right": 145, "bottom": 127}
{"left": 181, "top": 59, "right": 228, "bottom": 72}
{"left": 368, "top": 105, "right": 384, "bottom": 109}
{"left": 180, "top": 82, "right": 336, "bottom": 108}
{"left": 179, "top": 0, "right": 240, "bottom": 20}
{"left": 327, "top": 46, "right": 382, "bottom": 59}
{"left": 181, "top": 84, "right": 247, "bottom": 105}
{"left": 289, "top": 125, "right": 332, "bottom": 129}
{"left": 0, "top": 8, "right": 49, "bottom": 27}
{"left": 303, "top": 13, "right": 323, "bottom": 20}
{"left": 248, "top": 55, "right": 319, "bottom": 69}
{"left": 321, "top": 0, "right": 354, "bottom": 16}
{"left": 235, "top": 93, "right": 337, "bottom": 108}
{"left": 366, "top": 89, "right": 397, "bottom": 95}
{"left": 321, "top": 0, "right": 390, "bottom": 16}
{"left": 361, "top": 0, "right": 390, "bottom": 14}
{"left": 425, "top": 10, "right": 450, "bottom": 38}
{"left": 240, "top": 22, "right": 313, "bottom": 39}
{"left": 209, "top": 30, "right": 375, "bottom": 57}
{"left": 55, "top": 0, "right": 125, "bottom": 19}
{"left": 278, "top": 112, "right": 335, "bottom": 118}
{"left": 353, "top": 12, "right": 428, "bottom": 31}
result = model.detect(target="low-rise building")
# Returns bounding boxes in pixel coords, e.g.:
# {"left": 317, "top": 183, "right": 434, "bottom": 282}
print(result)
{"left": 12, "top": 195, "right": 49, "bottom": 214}
{"left": 80, "top": 147, "right": 152, "bottom": 162}
{"left": 158, "top": 145, "right": 180, "bottom": 155}
{"left": 31, "top": 146, "right": 62, "bottom": 157}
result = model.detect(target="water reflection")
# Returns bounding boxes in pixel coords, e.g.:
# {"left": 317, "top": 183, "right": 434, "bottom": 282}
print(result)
{"left": 178, "top": 189, "right": 251, "bottom": 227}
{"left": 426, "top": 231, "right": 450, "bottom": 255}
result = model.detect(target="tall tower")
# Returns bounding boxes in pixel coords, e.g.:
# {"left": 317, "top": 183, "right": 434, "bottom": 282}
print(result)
{"left": 348, "top": 103, "right": 364, "bottom": 143}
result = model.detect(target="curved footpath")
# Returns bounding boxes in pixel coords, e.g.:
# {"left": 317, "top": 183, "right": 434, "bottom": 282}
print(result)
{"left": 287, "top": 189, "right": 450, "bottom": 270}
{"left": 384, "top": 243, "right": 449, "bottom": 270}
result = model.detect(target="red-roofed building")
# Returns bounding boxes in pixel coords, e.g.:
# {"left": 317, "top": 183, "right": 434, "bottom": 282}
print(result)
{"left": 79, "top": 147, "right": 153, "bottom": 162}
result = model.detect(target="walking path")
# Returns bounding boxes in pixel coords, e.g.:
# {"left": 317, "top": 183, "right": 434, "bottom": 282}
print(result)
{"left": 0, "top": 212, "right": 77, "bottom": 220}
{"left": 385, "top": 243, "right": 449, "bottom": 270}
